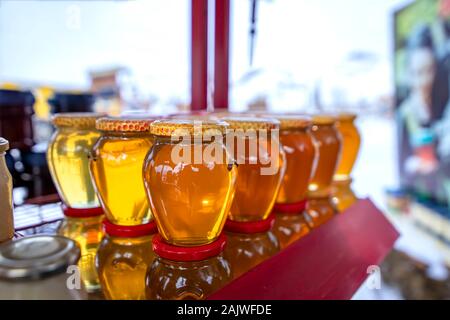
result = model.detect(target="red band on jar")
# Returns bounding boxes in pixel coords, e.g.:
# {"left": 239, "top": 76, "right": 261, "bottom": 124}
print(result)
{"left": 152, "top": 233, "right": 227, "bottom": 262}
{"left": 62, "top": 205, "right": 104, "bottom": 218}
{"left": 224, "top": 214, "right": 275, "bottom": 234}
{"left": 272, "top": 200, "right": 307, "bottom": 214}
{"left": 103, "top": 219, "right": 158, "bottom": 238}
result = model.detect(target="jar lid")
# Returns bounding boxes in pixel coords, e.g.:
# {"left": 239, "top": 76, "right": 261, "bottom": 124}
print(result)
{"left": 336, "top": 112, "right": 357, "bottom": 121}
{"left": 52, "top": 112, "right": 104, "bottom": 129}
{"left": 0, "top": 89, "right": 35, "bottom": 107}
{"left": 62, "top": 205, "right": 104, "bottom": 218}
{"left": 225, "top": 214, "right": 275, "bottom": 234}
{"left": 152, "top": 234, "right": 227, "bottom": 262}
{"left": 150, "top": 119, "right": 229, "bottom": 137}
{"left": 96, "top": 116, "right": 158, "bottom": 133}
{"left": 311, "top": 114, "right": 336, "bottom": 125}
{"left": 0, "top": 235, "right": 80, "bottom": 281}
{"left": 260, "top": 115, "right": 311, "bottom": 130}
{"left": 221, "top": 117, "right": 280, "bottom": 130}
{"left": 0, "top": 138, "right": 9, "bottom": 152}
{"left": 273, "top": 199, "right": 308, "bottom": 214}
{"left": 103, "top": 219, "right": 158, "bottom": 238}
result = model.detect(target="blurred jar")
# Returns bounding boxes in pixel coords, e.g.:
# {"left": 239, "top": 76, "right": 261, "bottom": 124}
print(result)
{"left": 47, "top": 113, "right": 103, "bottom": 209}
{"left": 333, "top": 113, "right": 360, "bottom": 181}
{"left": 96, "top": 220, "right": 157, "bottom": 300}
{"left": 90, "top": 117, "right": 156, "bottom": 226}
{"left": 0, "top": 235, "right": 86, "bottom": 299}
{"left": 223, "top": 215, "right": 279, "bottom": 279}
{"left": 222, "top": 117, "right": 284, "bottom": 222}
{"left": 0, "top": 138, "right": 14, "bottom": 243}
{"left": 146, "top": 234, "right": 231, "bottom": 300}
{"left": 48, "top": 92, "right": 95, "bottom": 114}
{"left": 144, "top": 120, "right": 237, "bottom": 246}
{"left": 58, "top": 210, "right": 104, "bottom": 293}
{"left": 331, "top": 177, "right": 358, "bottom": 212}
{"left": 0, "top": 89, "right": 35, "bottom": 151}
{"left": 305, "top": 115, "right": 341, "bottom": 228}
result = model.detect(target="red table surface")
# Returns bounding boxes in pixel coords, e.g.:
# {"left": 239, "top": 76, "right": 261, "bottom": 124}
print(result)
{"left": 209, "top": 198, "right": 399, "bottom": 300}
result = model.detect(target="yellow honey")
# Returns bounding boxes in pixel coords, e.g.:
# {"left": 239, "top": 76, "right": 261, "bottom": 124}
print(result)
{"left": 334, "top": 113, "right": 361, "bottom": 181}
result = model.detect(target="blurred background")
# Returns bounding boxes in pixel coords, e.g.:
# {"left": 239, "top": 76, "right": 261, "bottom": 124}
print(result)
{"left": 2, "top": 0, "right": 450, "bottom": 299}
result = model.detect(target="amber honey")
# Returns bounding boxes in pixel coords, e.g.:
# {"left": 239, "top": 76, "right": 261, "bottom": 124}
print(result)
{"left": 96, "top": 234, "right": 155, "bottom": 300}
{"left": 58, "top": 215, "right": 104, "bottom": 292}
{"left": 272, "top": 213, "right": 310, "bottom": 249}
{"left": 331, "top": 177, "right": 358, "bottom": 212}
{"left": 224, "top": 230, "right": 279, "bottom": 279}
{"left": 222, "top": 117, "right": 284, "bottom": 222}
{"left": 271, "top": 116, "right": 316, "bottom": 205}
{"left": 90, "top": 117, "right": 155, "bottom": 226}
{"left": 47, "top": 113, "right": 103, "bottom": 208}
{"left": 308, "top": 115, "right": 341, "bottom": 197}
{"left": 144, "top": 119, "right": 237, "bottom": 246}
{"left": 334, "top": 113, "right": 360, "bottom": 181}
{"left": 146, "top": 234, "right": 231, "bottom": 300}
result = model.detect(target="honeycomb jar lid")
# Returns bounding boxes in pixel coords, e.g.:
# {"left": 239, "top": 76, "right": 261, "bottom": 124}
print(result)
{"left": 311, "top": 114, "right": 337, "bottom": 125}
{"left": 261, "top": 115, "right": 311, "bottom": 130}
{"left": 336, "top": 112, "right": 357, "bottom": 121}
{"left": 0, "top": 138, "right": 9, "bottom": 152}
{"left": 150, "top": 119, "right": 229, "bottom": 137}
{"left": 221, "top": 116, "right": 280, "bottom": 130}
{"left": 96, "top": 117, "right": 158, "bottom": 133}
{"left": 51, "top": 112, "right": 105, "bottom": 129}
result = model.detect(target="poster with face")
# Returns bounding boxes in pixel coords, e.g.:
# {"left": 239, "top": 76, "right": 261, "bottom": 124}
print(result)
{"left": 395, "top": 0, "right": 450, "bottom": 206}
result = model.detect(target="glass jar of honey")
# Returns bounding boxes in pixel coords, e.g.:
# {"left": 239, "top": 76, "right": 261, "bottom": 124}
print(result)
{"left": 58, "top": 209, "right": 104, "bottom": 293}
{"left": 305, "top": 115, "right": 342, "bottom": 228}
{"left": 146, "top": 234, "right": 231, "bottom": 300}
{"left": 223, "top": 215, "right": 279, "bottom": 279}
{"left": 333, "top": 113, "right": 360, "bottom": 181}
{"left": 96, "top": 220, "right": 157, "bottom": 300}
{"left": 272, "top": 116, "right": 316, "bottom": 207}
{"left": 0, "top": 138, "right": 14, "bottom": 243}
{"left": 331, "top": 177, "right": 358, "bottom": 212}
{"left": 47, "top": 113, "right": 103, "bottom": 210}
{"left": 272, "top": 201, "right": 310, "bottom": 249}
{"left": 143, "top": 119, "right": 237, "bottom": 246}
{"left": 90, "top": 117, "right": 156, "bottom": 226}
{"left": 221, "top": 117, "right": 284, "bottom": 222}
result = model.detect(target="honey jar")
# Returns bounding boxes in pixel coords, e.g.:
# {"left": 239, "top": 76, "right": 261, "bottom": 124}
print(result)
{"left": 334, "top": 113, "right": 360, "bottom": 181}
{"left": 0, "top": 138, "right": 14, "bottom": 243}
{"left": 223, "top": 215, "right": 279, "bottom": 279}
{"left": 96, "top": 220, "right": 157, "bottom": 300}
{"left": 47, "top": 113, "right": 103, "bottom": 210}
{"left": 221, "top": 117, "right": 284, "bottom": 222}
{"left": 143, "top": 119, "right": 237, "bottom": 246}
{"left": 58, "top": 209, "right": 104, "bottom": 293}
{"left": 146, "top": 234, "right": 231, "bottom": 300}
{"left": 272, "top": 206, "right": 310, "bottom": 249}
{"left": 90, "top": 117, "right": 156, "bottom": 226}
{"left": 305, "top": 115, "right": 342, "bottom": 228}
{"left": 331, "top": 177, "right": 358, "bottom": 212}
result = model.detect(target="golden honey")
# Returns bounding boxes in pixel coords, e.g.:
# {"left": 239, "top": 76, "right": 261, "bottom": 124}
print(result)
{"left": 144, "top": 119, "right": 237, "bottom": 246}
{"left": 224, "top": 230, "right": 279, "bottom": 279}
{"left": 334, "top": 113, "right": 360, "bottom": 181}
{"left": 47, "top": 113, "right": 103, "bottom": 208}
{"left": 272, "top": 116, "right": 316, "bottom": 205}
{"left": 90, "top": 117, "right": 155, "bottom": 226}
{"left": 222, "top": 117, "right": 284, "bottom": 222}
{"left": 58, "top": 215, "right": 104, "bottom": 292}
{"left": 96, "top": 233, "right": 155, "bottom": 300}
{"left": 308, "top": 115, "right": 341, "bottom": 197}
{"left": 146, "top": 234, "right": 231, "bottom": 300}
{"left": 331, "top": 177, "right": 358, "bottom": 212}
{"left": 272, "top": 213, "right": 310, "bottom": 249}
{"left": 305, "top": 115, "right": 341, "bottom": 228}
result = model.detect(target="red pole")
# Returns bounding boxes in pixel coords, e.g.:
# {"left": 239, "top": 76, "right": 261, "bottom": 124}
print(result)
{"left": 191, "top": 0, "right": 208, "bottom": 110}
{"left": 214, "top": 0, "right": 230, "bottom": 110}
